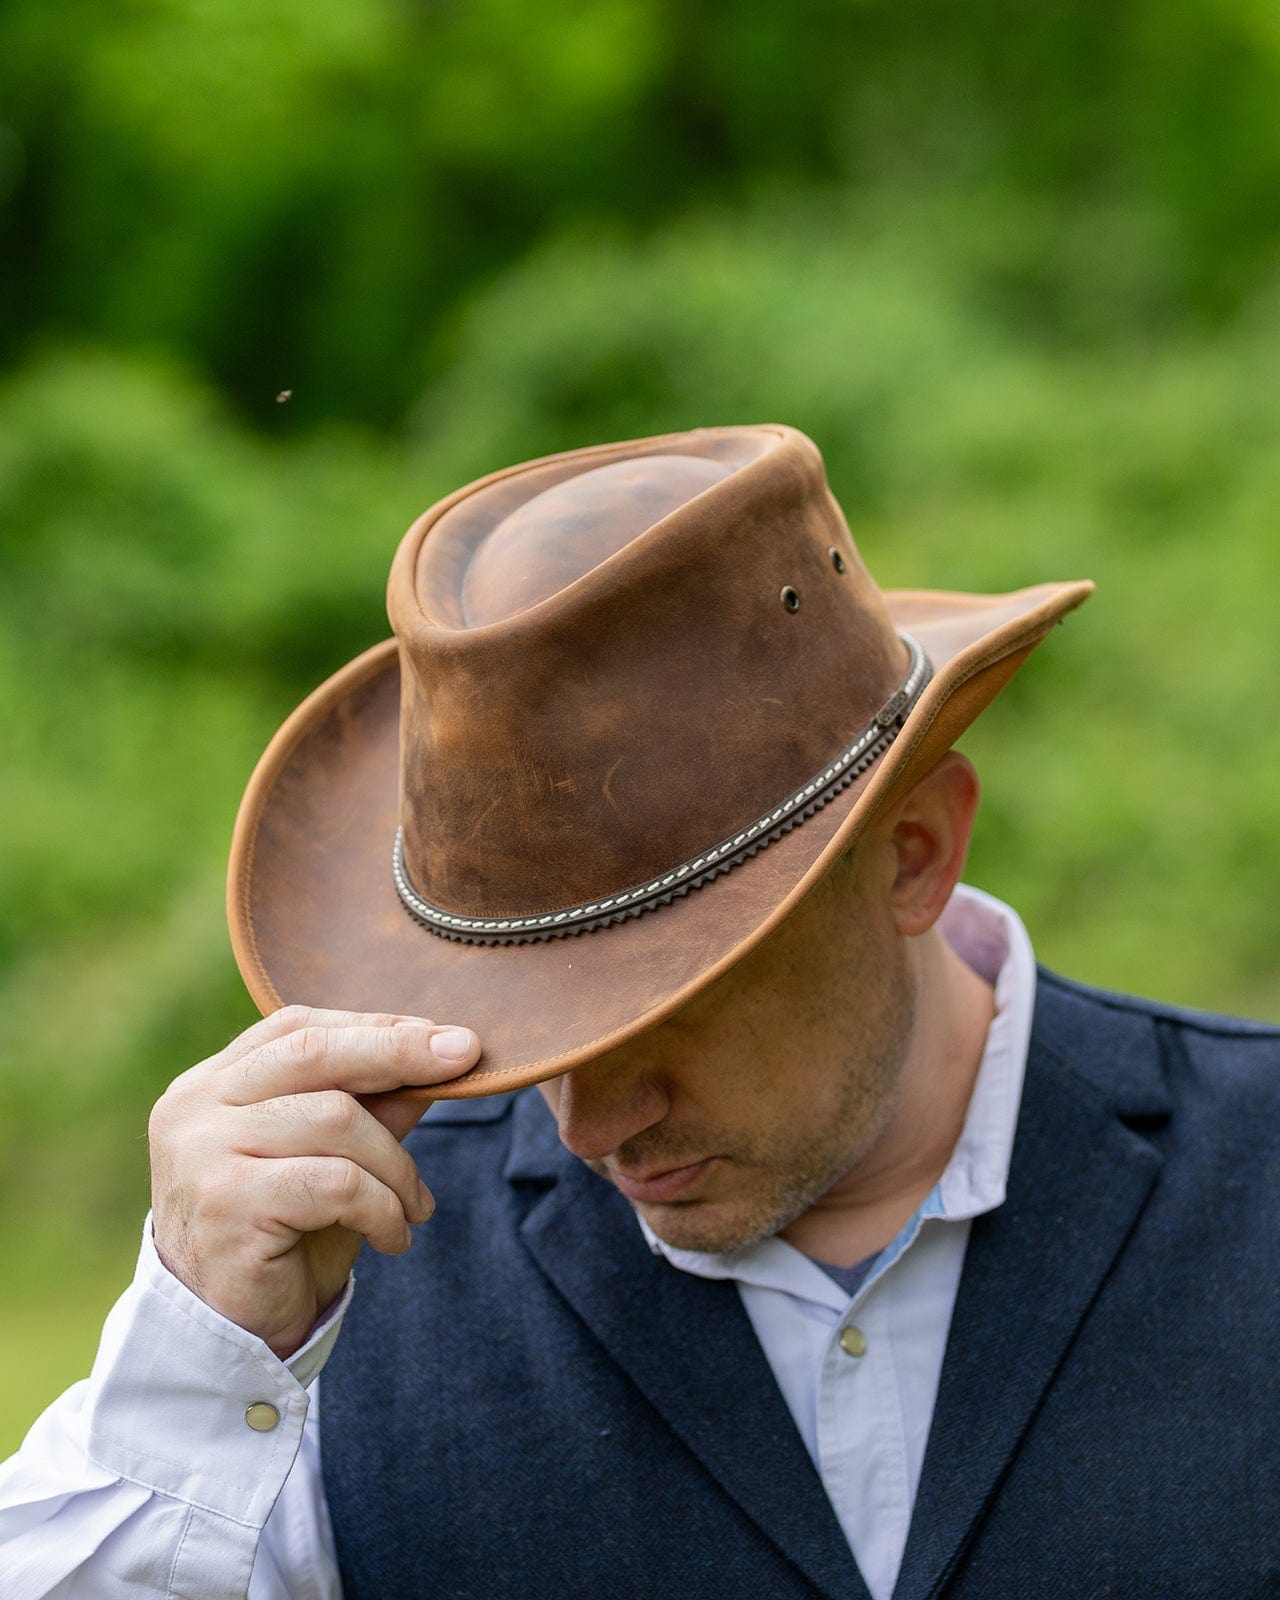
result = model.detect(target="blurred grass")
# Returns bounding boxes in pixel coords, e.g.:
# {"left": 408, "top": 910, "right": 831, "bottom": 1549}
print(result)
{"left": 0, "top": 1226, "right": 140, "bottom": 1457}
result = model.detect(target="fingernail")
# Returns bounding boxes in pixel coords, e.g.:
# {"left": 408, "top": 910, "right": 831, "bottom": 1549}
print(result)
{"left": 429, "top": 1026, "right": 475, "bottom": 1063}
{"left": 417, "top": 1180, "right": 435, "bottom": 1221}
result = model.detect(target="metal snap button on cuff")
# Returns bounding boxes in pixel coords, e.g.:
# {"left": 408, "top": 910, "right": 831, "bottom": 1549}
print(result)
{"left": 838, "top": 1325, "right": 867, "bottom": 1358}
{"left": 244, "top": 1401, "right": 281, "bottom": 1432}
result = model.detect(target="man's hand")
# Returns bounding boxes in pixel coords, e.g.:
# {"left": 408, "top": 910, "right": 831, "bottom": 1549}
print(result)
{"left": 148, "top": 1006, "right": 481, "bottom": 1358}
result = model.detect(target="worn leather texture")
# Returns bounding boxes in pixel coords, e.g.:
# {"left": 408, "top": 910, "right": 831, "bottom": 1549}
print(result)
{"left": 227, "top": 425, "right": 1093, "bottom": 1094}
{"left": 393, "top": 429, "right": 902, "bottom": 915}
{"left": 320, "top": 973, "right": 1280, "bottom": 1599}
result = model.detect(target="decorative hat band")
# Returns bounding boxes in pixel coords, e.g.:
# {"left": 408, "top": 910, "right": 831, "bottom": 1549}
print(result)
{"left": 393, "top": 632, "right": 932, "bottom": 945}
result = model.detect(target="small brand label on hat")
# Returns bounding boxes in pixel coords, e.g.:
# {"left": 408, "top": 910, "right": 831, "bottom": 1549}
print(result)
{"left": 877, "top": 689, "right": 909, "bottom": 727}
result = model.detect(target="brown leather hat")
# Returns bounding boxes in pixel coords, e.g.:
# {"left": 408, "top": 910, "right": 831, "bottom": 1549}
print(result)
{"left": 228, "top": 425, "right": 1091, "bottom": 1098}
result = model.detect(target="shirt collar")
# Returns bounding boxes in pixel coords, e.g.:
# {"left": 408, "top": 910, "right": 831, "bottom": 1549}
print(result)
{"left": 639, "top": 882, "right": 1038, "bottom": 1284}
{"left": 932, "top": 882, "right": 1036, "bottom": 1220}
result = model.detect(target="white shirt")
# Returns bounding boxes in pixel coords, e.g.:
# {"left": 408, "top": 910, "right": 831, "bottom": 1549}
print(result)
{"left": 0, "top": 885, "right": 1035, "bottom": 1600}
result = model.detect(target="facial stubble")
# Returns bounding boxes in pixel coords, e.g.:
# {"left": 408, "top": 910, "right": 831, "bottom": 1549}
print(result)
{"left": 619, "top": 954, "right": 920, "bottom": 1256}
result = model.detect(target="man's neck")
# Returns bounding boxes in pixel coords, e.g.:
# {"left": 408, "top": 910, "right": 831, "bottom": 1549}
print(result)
{"left": 779, "top": 931, "right": 996, "bottom": 1267}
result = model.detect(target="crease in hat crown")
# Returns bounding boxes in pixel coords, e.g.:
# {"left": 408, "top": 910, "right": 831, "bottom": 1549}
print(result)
{"left": 385, "top": 425, "right": 921, "bottom": 940}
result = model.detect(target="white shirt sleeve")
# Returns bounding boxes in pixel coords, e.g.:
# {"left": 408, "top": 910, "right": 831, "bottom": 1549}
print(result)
{"left": 0, "top": 1220, "right": 347, "bottom": 1600}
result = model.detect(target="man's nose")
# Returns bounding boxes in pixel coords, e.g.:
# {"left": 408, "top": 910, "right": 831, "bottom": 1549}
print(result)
{"left": 552, "top": 1060, "right": 670, "bottom": 1163}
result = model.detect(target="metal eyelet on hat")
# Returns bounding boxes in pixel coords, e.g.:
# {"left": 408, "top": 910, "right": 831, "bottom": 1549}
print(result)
{"left": 829, "top": 547, "right": 846, "bottom": 574}
{"left": 780, "top": 585, "right": 800, "bottom": 612}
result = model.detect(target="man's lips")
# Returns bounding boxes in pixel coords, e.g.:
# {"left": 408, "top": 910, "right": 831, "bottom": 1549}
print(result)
{"left": 607, "top": 1157, "right": 716, "bottom": 1204}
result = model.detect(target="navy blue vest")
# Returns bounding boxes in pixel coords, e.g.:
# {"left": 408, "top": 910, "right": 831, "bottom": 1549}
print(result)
{"left": 321, "top": 973, "right": 1280, "bottom": 1598}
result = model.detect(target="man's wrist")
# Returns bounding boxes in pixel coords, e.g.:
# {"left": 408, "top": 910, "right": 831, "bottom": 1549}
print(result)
{"left": 73, "top": 1217, "right": 351, "bottom": 1525}
{"left": 140, "top": 1217, "right": 354, "bottom": 1385}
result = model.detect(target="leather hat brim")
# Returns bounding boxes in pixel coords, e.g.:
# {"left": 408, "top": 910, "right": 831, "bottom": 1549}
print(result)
{"left": 227, "top": 580, "right": 1091, "bottom": 1100}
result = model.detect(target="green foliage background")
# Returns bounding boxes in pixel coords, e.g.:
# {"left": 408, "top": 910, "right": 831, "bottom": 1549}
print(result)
{"left": 2, "top": 0, "right": 1278, "bottom": 1451}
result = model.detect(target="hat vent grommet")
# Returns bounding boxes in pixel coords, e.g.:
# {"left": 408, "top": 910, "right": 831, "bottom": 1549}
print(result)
{"left": 829, "top": 547, "right": 846, "bottom": 574}
{"left": 780, "top": 585, "right": 801, "bottom": 612}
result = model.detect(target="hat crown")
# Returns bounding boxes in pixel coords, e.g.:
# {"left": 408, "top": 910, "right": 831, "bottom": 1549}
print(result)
{"left": 461, "top": 454, "right": 732, "bottom": 627}
{"left": 387, "top": 426, "right": 905, "bottom": 924}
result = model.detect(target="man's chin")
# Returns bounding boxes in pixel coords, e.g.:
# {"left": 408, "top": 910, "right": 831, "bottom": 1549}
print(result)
{"left": 631, "top": 1197, "right": 781, "bottom": 1257}
{"left": 587, "top": 1152, "right": 816, "bottom": 1255}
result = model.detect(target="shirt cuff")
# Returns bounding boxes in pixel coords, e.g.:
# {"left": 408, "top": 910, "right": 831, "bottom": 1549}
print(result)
{"left": 82, "top": 1216, "right": 354, "bottom": 1528}
{"left": 136, "top": 1226, "right": 355, "bottom": 1391}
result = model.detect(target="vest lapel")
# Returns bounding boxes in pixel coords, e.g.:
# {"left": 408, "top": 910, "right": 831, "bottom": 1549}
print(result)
{"left": 891, "top": 976, "right": 1170, "bottom": 1600}
{"left": 518, "top": 1146, "right": 870, "bottom": 1600}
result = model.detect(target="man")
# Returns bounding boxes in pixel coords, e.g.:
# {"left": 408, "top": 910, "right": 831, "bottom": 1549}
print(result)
{"left": 3, "top": 426, "right": 1278, "bottom": 1598}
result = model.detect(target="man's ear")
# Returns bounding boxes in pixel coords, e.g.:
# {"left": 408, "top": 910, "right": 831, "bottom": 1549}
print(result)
{"left": 883, "top": 751, "right": 981, "bottom": 937}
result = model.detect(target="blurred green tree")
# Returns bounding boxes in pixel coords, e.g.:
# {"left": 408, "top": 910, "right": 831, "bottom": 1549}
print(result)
{"left": 2, "top": 0, "right": 1279, "bottom": 424}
